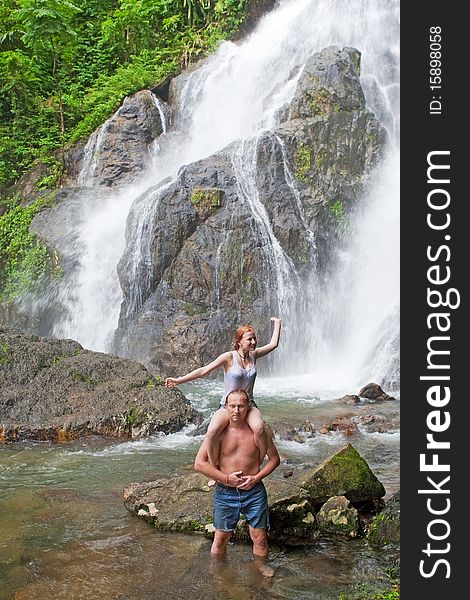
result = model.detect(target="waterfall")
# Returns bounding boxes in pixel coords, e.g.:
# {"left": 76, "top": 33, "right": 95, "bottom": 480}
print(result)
{"left": 44, "top": 0, "right": 399, "bottom": 389}
{"left": 50, "top": 188, "right": 135, "bottom": 351}
{"left": 300, "top": 150, "right": 400, "bottom": 389}
{"left": 231, "top": 137, "right": 302, "bottom": 329}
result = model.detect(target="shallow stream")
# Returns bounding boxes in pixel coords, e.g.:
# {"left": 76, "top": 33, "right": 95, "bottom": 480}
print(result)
{"left": 1, "top": 380, "right": 399, "bottom": 599}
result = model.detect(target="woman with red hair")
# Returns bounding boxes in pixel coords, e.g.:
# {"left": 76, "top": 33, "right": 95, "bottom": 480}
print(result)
{"left": 165, "top": 317, "right": 281, "bottom": 471}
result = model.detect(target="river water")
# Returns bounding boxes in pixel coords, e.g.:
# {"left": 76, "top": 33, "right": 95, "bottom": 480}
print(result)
{"left": 0, "top": 380, "right": 399, "bottom": 599}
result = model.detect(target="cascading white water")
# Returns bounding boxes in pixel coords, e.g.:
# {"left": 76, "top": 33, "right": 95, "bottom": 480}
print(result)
{"left": 51, "top": 95, "right": 171, "bottom": 350}
{"left": 231, "top": 137, "right": 302, "bottom": 327}
{"left": 51, "top": 0, "right": 399, "bottom": 389}
{"left": 50, "top": 189, "right": 135, "bottom": 351}
{"left": 297, "top": 149, "right": 400, "bottom": 390}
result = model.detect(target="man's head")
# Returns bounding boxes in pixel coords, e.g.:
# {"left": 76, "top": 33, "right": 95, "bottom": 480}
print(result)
{"left": 225, "top": 389, "right": 250, "bottom": 423}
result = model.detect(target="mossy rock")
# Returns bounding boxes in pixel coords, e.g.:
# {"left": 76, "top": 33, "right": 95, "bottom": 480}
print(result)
{"left": 124, "top": 474, "right": 319, "bottom": 543}
{"left": 367, "top": 490, "right": 400, "bottom": 545}
{"left": 316, "top": 495, "right": 359, "bottom": 537}
{"left": 295, "top": 443, "right": 385, "bottom": 505}
{"left": 190, "top": 187, "right": 223, "bottom": 220}
{"left": 265, "top": 479, "right": 318, "bottom": 541}
{"left": 123, "top": 472, "right": 214, "bottom": 533}
{"left": 294, "top": 143, "right": 311, "bottom": 181}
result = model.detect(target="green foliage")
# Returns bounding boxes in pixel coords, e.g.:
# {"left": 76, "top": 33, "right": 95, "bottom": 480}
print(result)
{"left": 69, "top": 50, "right": 178, "bottom": 143}
{"left": 0, "top": 0, "right": 248, "bottom": 189}
{"left": 125, "top": 404, "right": 138, "bottom": 427}
{"left": 0, "top": 195, "right": 58, "bottom": 301}
{"left": 329, "top": 199, "right": 348, "bottom": 227}
{"left": 294, "top": 144, "right": 311, "bottom": 182}
{"left": 310, "top": 88, "right": 332, "bottom": 116}
{"left": 0, "top": 342, "right": 10, "bottom": 365}
{"left": 70, "top": 369, "right": 96, "bottom": 386}
{"left": 337, "top": 587, "right": 399, "bottom": 600}
{"left": 190, "top": 187, "right": 222, "bottom": 208}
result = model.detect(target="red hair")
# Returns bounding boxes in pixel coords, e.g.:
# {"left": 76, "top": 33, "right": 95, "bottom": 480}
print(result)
{"left": 232, "top": 325, "right": 256, "bottom": 350}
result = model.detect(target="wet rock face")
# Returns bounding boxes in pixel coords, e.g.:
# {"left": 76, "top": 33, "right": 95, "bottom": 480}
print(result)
{"left": 288, "top": 46, "right": 365, "bottom": 119}
{"left": 113, "top": 46, "right": 385, "bottom": 373}
{"left": 0, "top": 328, "right": 202, "bottom": 443}
{"left": 359, "top": 382, "right": 396, "bottom": 402}
{"left": 235, "top": 0, "right": 280, "bottom": 39}
{"left": 1, "top": 46, "right": 388, "bottom": 378}
{"left": 77, "top": 90, "right": 169, "bottom": 188}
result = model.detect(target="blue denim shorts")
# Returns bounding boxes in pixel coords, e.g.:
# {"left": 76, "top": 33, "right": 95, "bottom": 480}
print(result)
{"left": 213, "top": 481, "right": 269, "bottom": 531}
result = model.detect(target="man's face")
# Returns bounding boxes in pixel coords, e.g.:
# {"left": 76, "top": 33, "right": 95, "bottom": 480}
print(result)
{"left": 226, "top": 394, "right": 249, "bottom": 422}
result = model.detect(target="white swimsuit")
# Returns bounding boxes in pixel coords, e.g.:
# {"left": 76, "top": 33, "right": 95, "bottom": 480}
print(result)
{"left": 219, "top": 350, "right": 257, "bottom": 407}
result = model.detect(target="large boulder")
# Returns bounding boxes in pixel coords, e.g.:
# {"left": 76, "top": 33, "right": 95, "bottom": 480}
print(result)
{"left": 72, "top": 89, "right": 169, "bottom": 188}
{"left": 1, "top": 46, "right": 388, "bottom": 377}
{"left": 263, "top": 479, "right": 317, "bottom": 541}
{"left": 294, "top": 443, "right": 386, "bottom": 504}
{"left": 123, "top": 473, "right": 316, "bottom": 541}
{"left": 123, "top": 472, "right": 214, "bottom": 533}
{"left": 359, "top": 382, "right": 396, "bottom": 402}
{"left": 0, "top": 328, "right": 202, "bottom": 442}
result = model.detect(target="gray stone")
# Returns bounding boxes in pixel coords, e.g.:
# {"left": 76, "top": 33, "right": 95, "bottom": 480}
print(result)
{"left": 123, "top": 445, "right": 387, "bottom": 543}
{"left": 77, "top": 90, "right": 168, "bottom": 188}
{"left": 359, "top": 382, "right": 396, "bottom": 402}
{"left": 316, "top": 495, "right": 359, "bottom": 537}
{"left": 0, "top": 327, "right": 202, "bottom": 443}
{"left": 113, "top": 46, "right": 385, "bottom": 373}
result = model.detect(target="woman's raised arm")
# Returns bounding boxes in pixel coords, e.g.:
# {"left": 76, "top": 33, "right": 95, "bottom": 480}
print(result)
{"left": 253, "top": 317, "right": 281, "bottom": 359}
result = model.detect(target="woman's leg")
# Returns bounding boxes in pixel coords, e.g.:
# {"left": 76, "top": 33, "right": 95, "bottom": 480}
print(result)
{"left": 246, "top": 407, "right": 268, "bottom": 462}
{"left": 206, "top": 408, "right": 230, "bottom": 467}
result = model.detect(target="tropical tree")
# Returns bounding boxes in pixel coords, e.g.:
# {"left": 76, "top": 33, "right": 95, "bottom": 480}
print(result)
{"left": 15, "top": 0, "right": 81, "bottom": 176}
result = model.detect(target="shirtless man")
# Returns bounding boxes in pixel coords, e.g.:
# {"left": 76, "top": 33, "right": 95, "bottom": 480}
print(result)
{"left": 194, "top": 389, "right": 280, "bottom": 559}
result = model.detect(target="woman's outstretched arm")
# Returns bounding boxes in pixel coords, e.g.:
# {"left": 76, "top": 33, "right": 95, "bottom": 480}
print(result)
{"left": 253, "top": 317, "right": 281, "bottom": 359}
{"left": 164, "top": 351, "right": 232, "bottom": 387}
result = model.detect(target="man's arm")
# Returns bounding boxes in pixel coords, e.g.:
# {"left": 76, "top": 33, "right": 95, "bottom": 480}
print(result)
{"left": 236, "top": 433, "right": 281, "bottom": 490}
{"left": 194, "top": 439, "right": 245, "bottom": 487}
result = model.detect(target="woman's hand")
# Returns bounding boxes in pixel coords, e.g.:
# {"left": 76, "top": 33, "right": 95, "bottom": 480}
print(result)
{"left": 253, "top": 318, "right": 281, "bottom": 358}
{"left": 164, "top": 377, "right": 178, "bottom": 388}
